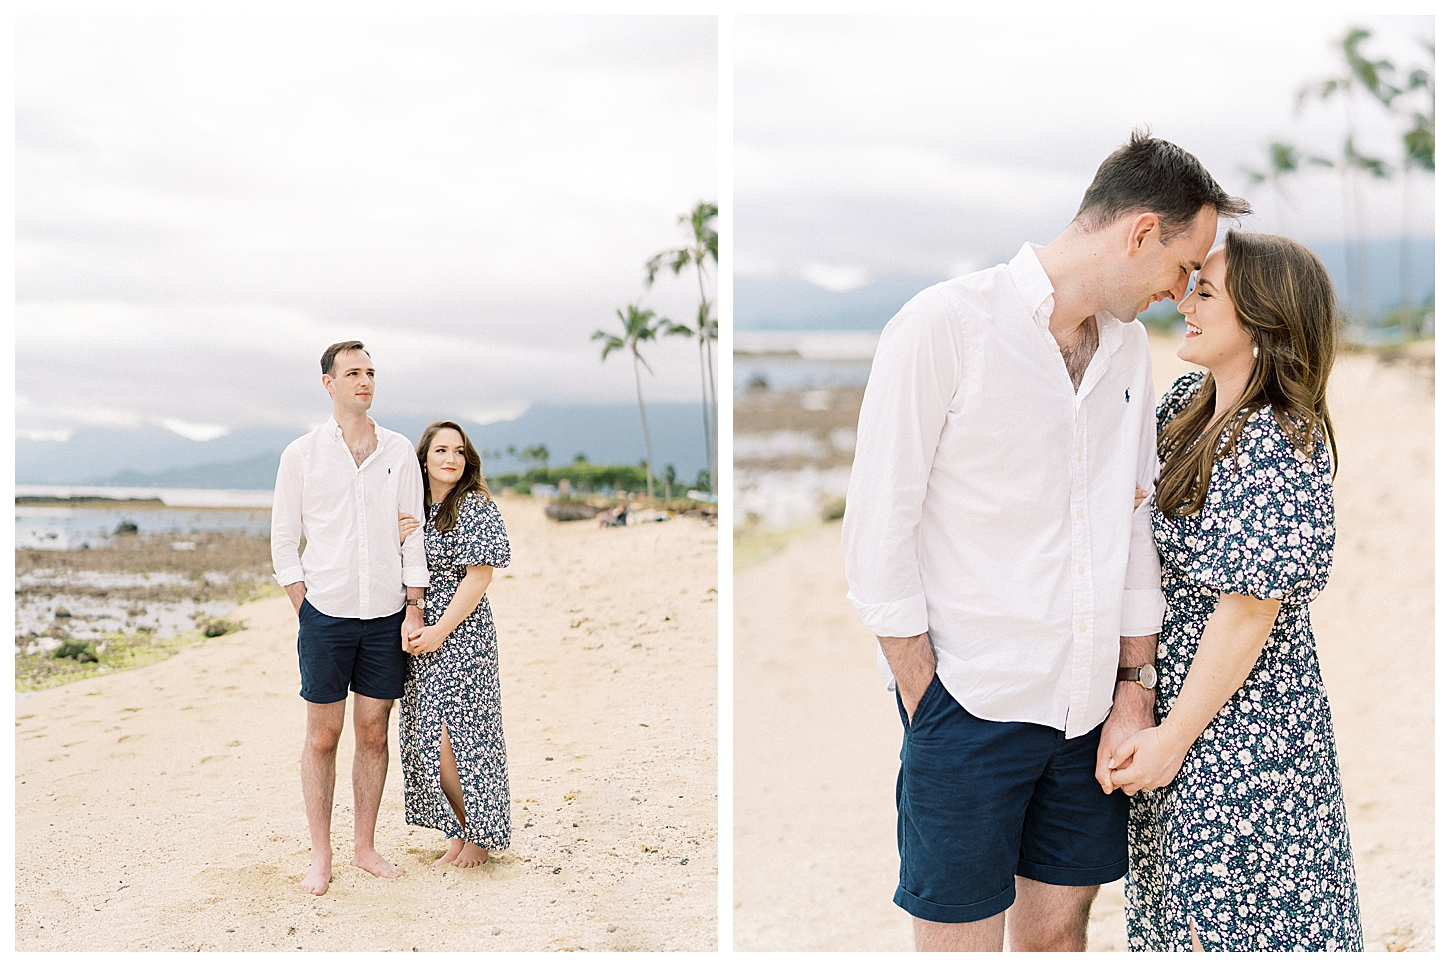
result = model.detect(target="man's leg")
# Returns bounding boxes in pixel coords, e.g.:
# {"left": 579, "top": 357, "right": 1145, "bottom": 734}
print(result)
{"left": 914, "top": 912, "right": 1007, "bottom": 952}
{"left": 351, "top": 694, "right": 404, "bottom": 878}
{"left": 300, "top": 699, "right": 346, "bottom": 895}
{"left": 1008, "top": 878, "right": 1099, "bottom": 951}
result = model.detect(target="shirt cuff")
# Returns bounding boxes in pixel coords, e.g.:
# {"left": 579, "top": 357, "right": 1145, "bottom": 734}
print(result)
{"left": 847, "top": 591, "right": 929, "bottom": 639}
{"left": 402, "top": 566, "right": 431, "bottom": 589}
{"left": 1120, "top": 587, "right": 1166, "bottom": 637}
{"left": 274, "top": 566, "right": 304, "bottom": 587}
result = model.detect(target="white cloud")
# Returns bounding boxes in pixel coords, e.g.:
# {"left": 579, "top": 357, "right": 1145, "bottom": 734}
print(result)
{"left": 16, "top": 15, "right": 716, "bottom": 434}
{"left": 800, "top": 263, "right": 873, "bottom": 293}
{"left": 159, "top": 419, "right": 231, "bottom": 442}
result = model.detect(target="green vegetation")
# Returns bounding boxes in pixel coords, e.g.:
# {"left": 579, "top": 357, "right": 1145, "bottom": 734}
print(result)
{"left": 489, "top": 460, "right": 712, "bottom": 499}
{"left": 19, "top": 628, "right": 201, "bottom": 691}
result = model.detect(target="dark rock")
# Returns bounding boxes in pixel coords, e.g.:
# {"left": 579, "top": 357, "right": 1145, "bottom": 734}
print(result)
{"left": 114, "top": 521, "right": 140, "bottom": 535}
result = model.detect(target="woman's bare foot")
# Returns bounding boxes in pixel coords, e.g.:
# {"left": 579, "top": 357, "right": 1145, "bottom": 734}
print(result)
{"left": 431, "top": 838, "right": 465, "bottom": 868}
{"left": 301, "top": 852, "right": 332, "bottom": 895}
{"left": 353, "top": 846, "right": 405, "bottom": 879}
{"left": 450, "top": 842, "right": 490, "bottom": 868}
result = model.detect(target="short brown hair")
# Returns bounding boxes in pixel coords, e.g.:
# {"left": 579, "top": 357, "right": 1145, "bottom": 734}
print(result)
{"left": 1075, "top": 129, "right": 1252, "bottom": 240}
{"left": 321, "top": 340, "right": 369, "bottom": 376}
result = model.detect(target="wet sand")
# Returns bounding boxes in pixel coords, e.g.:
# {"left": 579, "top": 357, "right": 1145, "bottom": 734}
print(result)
{"left": 16, "top": 494, "right": 719, "bottom": 951}
{"left": 733, "top": 335, "right": 1433, "bottom": 951}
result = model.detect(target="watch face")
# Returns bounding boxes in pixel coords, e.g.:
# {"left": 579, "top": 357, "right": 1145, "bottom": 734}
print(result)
{"left": 1140, "top": 664, "right": 1158, "bottom": 689}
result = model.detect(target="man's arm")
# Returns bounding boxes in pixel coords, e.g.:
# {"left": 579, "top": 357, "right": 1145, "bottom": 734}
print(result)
{"left": 1095, "top": 633, "right": 1157, "bottom": 793}
{"left": 842, "top": 289, "right": 960, "bottom": 711}
{"left": 1097, "top": 352, "right": 1166, "bottom": 791}
{"left": 396, "top": 449, "right": 429, "bottom": 644}
{"left": 879, "top": 633, "right": 937, "bottom": 723}
{"left": 271, "top": 446, "right": 307, "bottom": 615}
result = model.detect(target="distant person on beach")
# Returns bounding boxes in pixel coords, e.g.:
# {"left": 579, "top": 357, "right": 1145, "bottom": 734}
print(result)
{"left": 842, "top": 131, "right": 1249, "bottom": 951}
{"left": 1111, "top": 233, "right": 1362, "bottom": 950}
{"left": 395, "top": 421, "right": 513, "bottom": 867}
{"left": 271, "top": 340, "right": 429, "bottom": 896}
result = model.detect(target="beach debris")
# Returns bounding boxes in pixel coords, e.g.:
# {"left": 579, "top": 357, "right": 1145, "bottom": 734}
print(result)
{"left": 545, "top": 501, "right": 600, "bottom": 523}
{"left": 114, "top": 521, "right": 139, "bottom": 536}
{"left": 491, "top": 927, "right": 503, "bottom": 936}
{"left": 606, "top": 925, "right": 617, "bottom": 933}
{"left": 202, "top": 618, "right": 244, "bottom": 638}
{"left": 54, "top": 606, "right": 72, "bottom": 618}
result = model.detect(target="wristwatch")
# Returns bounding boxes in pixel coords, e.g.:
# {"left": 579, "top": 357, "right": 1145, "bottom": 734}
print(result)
{"left": 406, "top": 595, "right": 427, "bottom": 611}
{"left": 1117, "top": 663, "right": 1158, "bottom": 689}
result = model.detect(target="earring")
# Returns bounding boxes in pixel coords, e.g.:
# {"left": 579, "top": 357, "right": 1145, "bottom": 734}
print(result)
{"left": 1252, "top": 345, "right": 1259, "bottom": 358}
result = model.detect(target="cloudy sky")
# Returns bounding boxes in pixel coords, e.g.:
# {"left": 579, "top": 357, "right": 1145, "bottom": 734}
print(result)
{"left": 736, "top": 14, "right": 1434, "bottom": 287}
{"left": 16, "top": 15, "right": 716, "bottom": 443}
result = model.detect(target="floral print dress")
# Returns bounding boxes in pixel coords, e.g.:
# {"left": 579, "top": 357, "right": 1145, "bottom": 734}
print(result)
{"left": 400, "top": 490, "right": 512, "bottom": 849}
{"left": 1125, "top": 371, "right": 1362, "bottom": 951}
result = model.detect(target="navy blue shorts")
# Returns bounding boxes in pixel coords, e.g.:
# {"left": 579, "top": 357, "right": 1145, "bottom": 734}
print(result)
{"left": 296, "top": 599, "right": 407, "bottom": 705}
{"left": 894, "top": 676, "right": 1129, "bottom": 923}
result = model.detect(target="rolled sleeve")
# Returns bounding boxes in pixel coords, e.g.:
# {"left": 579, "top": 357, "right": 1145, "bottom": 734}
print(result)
{"left": 270, "top": 445, "right": 306, "bottom": 587}
{"left": 841, "top": 288, "right": 961, "bottom": 639}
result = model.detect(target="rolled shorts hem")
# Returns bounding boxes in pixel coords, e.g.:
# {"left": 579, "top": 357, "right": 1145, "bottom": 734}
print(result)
{"left": 350, "top": 683, "right": 403, "bottom": 702}
{"left": 299, "top": 688, "right": 350, "bottom": 705}
{"left": 894, "top": 881, "right": 1015, "bottom": 924}
{"left": 1016, "top": 858, "right": 1128, "bottom": 887}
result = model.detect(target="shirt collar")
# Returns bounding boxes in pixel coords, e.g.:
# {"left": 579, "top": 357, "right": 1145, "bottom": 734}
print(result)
{"left": 1009, "top": 242, "right": 1126, "bottom": 356}
{"left": 1008, "top": 242, "right": 1055, "bottom": 328}
{"left": 326, "top": 414, "right": 378, "bottom": 438}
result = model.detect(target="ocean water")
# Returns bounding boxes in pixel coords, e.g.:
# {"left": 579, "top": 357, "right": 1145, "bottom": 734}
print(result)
{"left": 16, "top": 491, "right": 272, "bottom": 551}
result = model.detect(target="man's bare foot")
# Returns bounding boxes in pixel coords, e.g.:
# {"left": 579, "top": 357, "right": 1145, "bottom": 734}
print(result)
{"left": 301, "top": 854, "right": 332, "bottom": 896}
{"left": 450, "top": 842, "right": 490, "bottom": 868}
{"left": 353, "top": 846, "right": 404, "bottom": 879}
{"left": 431, "top": 838, "right": 465, "bottom": 868}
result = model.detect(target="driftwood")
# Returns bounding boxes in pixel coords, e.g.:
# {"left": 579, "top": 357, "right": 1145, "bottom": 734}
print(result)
{"left": 545, "top": 501, "right": 604, "bottom": 522}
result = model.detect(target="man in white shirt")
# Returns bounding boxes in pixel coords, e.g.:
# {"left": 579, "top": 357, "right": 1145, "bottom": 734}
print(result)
{"left": 271, "top": 340, "right": 429, "bottom": 896}
{"left": 842, "top": 132, "right": 1250, "bottom": 950}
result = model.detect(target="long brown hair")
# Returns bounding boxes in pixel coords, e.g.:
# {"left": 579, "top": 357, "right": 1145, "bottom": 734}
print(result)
{"left": 416, "top": 420, "right": 491, "bottom": 533}
{"left": 1157, "top": 231, "right": 1339, "bottom": 517}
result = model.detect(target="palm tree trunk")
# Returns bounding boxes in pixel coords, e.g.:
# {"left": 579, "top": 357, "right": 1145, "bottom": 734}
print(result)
{"left": 693, "top": 258, "right": 718, "bottom": 495}
{"left": 633, "top": 352, "right": 655, "bottom": 500}
{"left": 697, "top": 335, "right": 713, "bottom": 494}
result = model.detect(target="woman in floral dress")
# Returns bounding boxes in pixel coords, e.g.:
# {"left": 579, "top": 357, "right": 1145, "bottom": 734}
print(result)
{"left": 1110, "top": 232, "right": 1362, "bottom": 950}
{"left": 397, "top": 419, "right": 512, "bottom": 868}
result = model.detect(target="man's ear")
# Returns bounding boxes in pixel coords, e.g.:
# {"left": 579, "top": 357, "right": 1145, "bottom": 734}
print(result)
{"left": 1126, "top": 211, "right": 1160, "bottom": 253}
{"left": 321, "top": 373, "right": 334, "bottom": 397}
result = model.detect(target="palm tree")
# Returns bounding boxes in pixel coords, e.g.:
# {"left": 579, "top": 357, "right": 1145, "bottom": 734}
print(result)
{"left": 1298, "top": 27, "right": 1397, "bottom": 322}
{"left": 646, "top": 201, "right": 718, "bottom": 495}
{"left": 593, "top": 303, "right": 660, "bottom": 499}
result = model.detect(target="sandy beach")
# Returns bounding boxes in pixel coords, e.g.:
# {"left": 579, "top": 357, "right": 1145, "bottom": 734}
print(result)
{"left": 733, "top": 334, "right": 1433, "bottom": 951}
{"left": 16, "top": 494, "right": 718, "bottom": 952}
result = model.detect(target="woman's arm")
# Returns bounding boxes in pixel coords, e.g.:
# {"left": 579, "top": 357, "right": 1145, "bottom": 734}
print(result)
{"left": 1108, "top": 591, "right": 1281, "bottom": 795}
{"left": 405, "top": 565, "right": 494, "bottom": 655}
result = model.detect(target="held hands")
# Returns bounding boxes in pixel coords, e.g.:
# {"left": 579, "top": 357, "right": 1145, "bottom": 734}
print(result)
{"left": 1134, "top": 486, "right": 1149, "bottom": 511}
{"left": 1106, "top": 726, "right": 1190, "bottom": 796}
{"left": 399, "top": 513, "right": 420, "bottom": 544}
{"left": 404, "top": 624, "right": 446, "bottom": 656}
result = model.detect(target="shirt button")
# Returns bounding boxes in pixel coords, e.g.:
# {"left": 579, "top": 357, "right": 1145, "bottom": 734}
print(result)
{"left": 1076, "top": 508, "right": 1084, "bottom": 517}
{"left": 1078, "top": 622, "right": 1087, "bottom": 632}
{"left": 1074, "top": 451, "right": 1081, "bottom": 460}
{"left": 1077, "top": 566, "right": 1085, "bottom": 575}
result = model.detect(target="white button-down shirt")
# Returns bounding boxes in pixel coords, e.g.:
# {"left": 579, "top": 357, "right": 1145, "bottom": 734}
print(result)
{"left": 843, "top": 243, "right": 1165, "bottom": 739}
{"left": 271, "top": 416, "right": 429, "bottom": 619}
